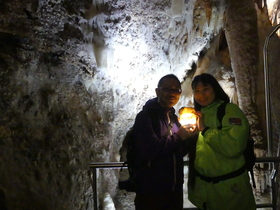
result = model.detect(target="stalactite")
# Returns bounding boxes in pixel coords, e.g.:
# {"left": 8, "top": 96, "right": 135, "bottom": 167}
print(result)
{"left": 204, "top": 0, "right": 212, "bottom": 26}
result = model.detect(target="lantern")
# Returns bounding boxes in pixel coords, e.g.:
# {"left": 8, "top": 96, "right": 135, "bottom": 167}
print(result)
{"left": 178, "top": 107, "right": 197, "bottom": 130}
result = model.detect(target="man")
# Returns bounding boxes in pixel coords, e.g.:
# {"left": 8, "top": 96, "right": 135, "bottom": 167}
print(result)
{"left": 132, "top": 74, "right": 197, "bottom": 210}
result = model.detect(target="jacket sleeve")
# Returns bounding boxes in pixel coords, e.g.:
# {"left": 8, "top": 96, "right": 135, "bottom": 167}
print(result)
{"left": 202, "top": 103, "right": 249, "bottom": 158}
{"left": 133, "top": 110, "right": 184, "bottom": 161}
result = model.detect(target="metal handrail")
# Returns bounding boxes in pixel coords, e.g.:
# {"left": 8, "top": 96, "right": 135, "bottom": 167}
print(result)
{"left": 90, "top": 157, "right": 280, "bottom": 210}
{"left": 263, "top": 23, "right": 280, "bottom": 157}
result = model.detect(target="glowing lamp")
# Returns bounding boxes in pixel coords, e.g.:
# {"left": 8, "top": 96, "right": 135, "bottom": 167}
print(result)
{"left": 178, "top": 107, "right": 197, "bottom": 128}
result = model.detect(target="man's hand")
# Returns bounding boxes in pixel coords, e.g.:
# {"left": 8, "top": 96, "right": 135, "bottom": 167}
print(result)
{"left": 177, "top": 125, "right": 198, "bottom": 140}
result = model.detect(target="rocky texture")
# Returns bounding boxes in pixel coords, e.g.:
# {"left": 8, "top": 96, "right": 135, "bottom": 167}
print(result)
{"left": 225, "top": 0, "right": 260, "bottom": 140}
{"left": 0, "top": 0, "right": 279, "bottom": 209}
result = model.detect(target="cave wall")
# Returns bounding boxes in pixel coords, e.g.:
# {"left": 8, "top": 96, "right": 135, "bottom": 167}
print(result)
{"left": 0, "top": 40, "right": 99, "bottom": 209}
{"left": 0, "top": 0, "right": 279, "bottom": 209}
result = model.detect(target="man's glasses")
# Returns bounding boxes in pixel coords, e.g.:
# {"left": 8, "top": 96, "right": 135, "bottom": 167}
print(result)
{"left": 159, "top": 87, "right": 182, "bottom": 94}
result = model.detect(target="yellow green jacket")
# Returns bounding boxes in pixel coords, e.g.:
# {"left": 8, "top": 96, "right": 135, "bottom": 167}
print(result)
{"left": 188, "top": 100, "right": 256, "bottom": 210}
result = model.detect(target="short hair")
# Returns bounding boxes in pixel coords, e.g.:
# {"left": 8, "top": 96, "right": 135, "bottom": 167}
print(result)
{"left": 157, "top": 74, "right": 181, "bottom": 88}
{"left": 191, "top": 73, "right": 230, "bottom": 111}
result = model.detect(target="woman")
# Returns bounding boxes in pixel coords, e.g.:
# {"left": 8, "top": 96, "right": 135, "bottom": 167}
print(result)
{"left": 188, "top": 73, "right": 256, "bottom": 210}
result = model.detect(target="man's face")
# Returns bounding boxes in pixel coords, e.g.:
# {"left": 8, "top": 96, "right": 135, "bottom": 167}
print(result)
{"left": 156, "top": 78, "right": 181, "bottom": 108}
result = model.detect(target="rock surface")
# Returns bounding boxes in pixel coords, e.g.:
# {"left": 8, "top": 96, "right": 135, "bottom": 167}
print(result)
{"left": 0, "top": 0, "right": 279, "bottom": 209}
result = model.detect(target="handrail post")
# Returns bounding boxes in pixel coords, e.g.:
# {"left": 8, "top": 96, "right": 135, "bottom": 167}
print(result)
{"left": 271, "top": 167, "right": 278, "bottom": 210}
{"left": 92, "top": 167, "right": 98, "bottom": 210}
{"left": 263, "top": 23, "right": 280, "bottom": 210}
{"left": 90, "top": 162, "right": 124, "bottom": 210}
{"left": 263, "top": 23, "right": 280, "bottom": 157}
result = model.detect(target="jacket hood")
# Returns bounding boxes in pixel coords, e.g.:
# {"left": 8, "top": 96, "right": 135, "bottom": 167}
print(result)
{"left": 142, "top": 97, "right": 175, "bottom": 114}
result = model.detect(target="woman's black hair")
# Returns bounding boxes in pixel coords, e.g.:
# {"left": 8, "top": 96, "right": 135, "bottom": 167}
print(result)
{"left": 191, "top": 73, "right": 230, "bottom": 111}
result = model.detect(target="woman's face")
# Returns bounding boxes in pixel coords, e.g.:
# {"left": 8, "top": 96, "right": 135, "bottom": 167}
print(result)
{"left": 193, "top": 81, "right": 216, "bottom": 107}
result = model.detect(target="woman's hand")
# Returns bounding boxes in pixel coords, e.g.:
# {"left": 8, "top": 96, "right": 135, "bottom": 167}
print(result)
{"left": 177, "top": 125, "right": 198, "bottom": 140}
{"left": 195, "top": 111, "right": 205, "bottom": 132}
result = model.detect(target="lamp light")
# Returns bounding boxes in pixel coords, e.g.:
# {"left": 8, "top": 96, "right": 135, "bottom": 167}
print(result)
{"left": 178, "top": 107, "right": 197, "bottom": 130}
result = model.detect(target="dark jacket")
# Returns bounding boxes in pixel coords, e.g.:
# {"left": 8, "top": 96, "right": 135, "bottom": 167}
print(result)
{"left": 133, "top": 98, "right": 188, "bottom": 194}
